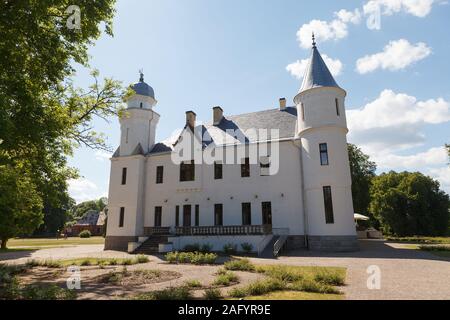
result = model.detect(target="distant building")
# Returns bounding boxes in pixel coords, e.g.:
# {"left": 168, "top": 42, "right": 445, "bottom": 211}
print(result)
{"left": 65, "top": 210, "right": 106, "bottom": 236}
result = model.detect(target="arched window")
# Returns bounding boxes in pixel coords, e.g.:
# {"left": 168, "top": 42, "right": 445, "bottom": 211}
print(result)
{"left": 140, "top": 102, "right": 143, "bottom": 108}
{"left": 301, "top": 103, "right": 305, "bottom": 121}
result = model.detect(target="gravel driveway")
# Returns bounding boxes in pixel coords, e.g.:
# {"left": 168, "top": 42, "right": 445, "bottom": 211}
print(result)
{"left": 1, "top": 240, "right": 449, "bottom": 300}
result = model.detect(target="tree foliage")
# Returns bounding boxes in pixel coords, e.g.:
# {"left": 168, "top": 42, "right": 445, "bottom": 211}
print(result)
{"left": 348, "top": 144, "right": 377, "bottom": 215}
{"left": 0, "top": 165, "right": 44, "bottom": 248}
{"left": 370, "top": 171, "right": 450, "bottom": 236}
{"left": 0, "top": 1, "right": 121, "bottom": 245}
{"left": 71, "top": 198, "right": 107, "bottom": 221}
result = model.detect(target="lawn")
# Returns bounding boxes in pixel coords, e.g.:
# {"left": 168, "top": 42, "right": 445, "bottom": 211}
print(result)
{"left": 6, "top": 237, "right": 105, "bottom": 248}
{"left": 402, "top": 244, "right": 450, "bottom": 258}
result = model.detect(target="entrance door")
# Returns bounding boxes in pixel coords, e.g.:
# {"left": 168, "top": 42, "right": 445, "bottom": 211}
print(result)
{"left": 183, "top": 205, "right": 192, "bottom": 227}
{"left": 262, "top": 202, "right": 272, "bottom": 225}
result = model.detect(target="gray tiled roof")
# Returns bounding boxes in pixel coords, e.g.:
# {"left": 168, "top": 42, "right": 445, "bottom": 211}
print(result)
{"left": 300, "top": 45, "right": 340, "bottom": 93}
{"left": 148, "top": 106, "right": 298, "bottom": 154}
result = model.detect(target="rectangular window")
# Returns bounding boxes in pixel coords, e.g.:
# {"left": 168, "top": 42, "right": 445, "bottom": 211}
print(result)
{"left": 121, "top": 168, "right": 127, "bottom": 185}
{"left": 335, "top": 98, "right": 340, "bottom": 116}
{"left": 214, "top": 204, "right": 223, "bottom": 226}
{"left": 183, "top": 205, "right": 192, "bottom": 227}
{"left": 242, "top": 203, "right": 252, "bottom": 226}
{"left": 262, "top": 202, "right": 272, "bottom": 225}
{"left": 301, "top": 103, "right": 305, "bottom": 121}
{"left": 214, "top": 162, "right": 223, "bottom": 180}
{"left": 241, "top": 158, "right": 250, "bottom": 178}
{"left": 323, "top": 186, "right": 334, "bottom": 224}
{"left": 180, "top": 160, "right": 195, "bottom": 182}
{"left": 195, "top": 205, "right": 200, "bottom": 226}
{"left": 260, "top": 156, "right": 270, "bottom": 176}
{"left": 175, "top": 206, "right": 180, "bottom": 227}
{"left": 320, "top": 143, "right": 329, "bottom": 166}
{"left": 156, "top": 166, "right": 164, "bottom": 184}
{"left": 119, "top": 207, "right": 125, "bottom": 228}
{"left": 154, "top": 206, "right": 162, "bottom": 227}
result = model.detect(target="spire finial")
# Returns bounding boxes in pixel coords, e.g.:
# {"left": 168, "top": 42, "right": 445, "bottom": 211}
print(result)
{"left": 139, "top": 69, "right": 144, "bottom": 82}
{"left": 312, "top": 32, "right": 316, "bottom": 48}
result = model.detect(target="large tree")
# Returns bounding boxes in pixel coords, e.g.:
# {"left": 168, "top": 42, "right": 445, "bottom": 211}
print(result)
{"left": 0, "top": 165, "right": 43, "bottom": 249}
{"left": 347, "top": 144, "right": 377, "bottom": 216}
{"left": 370, "top": 171, "right": 450, "bottom": 236}
{"left": 0, "top": 1, "right": 124, "bottom": 246}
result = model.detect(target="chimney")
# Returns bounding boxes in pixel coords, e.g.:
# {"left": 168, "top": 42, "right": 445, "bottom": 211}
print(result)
{"left": 213, "top": 106, "right": 223, "bottom": 125}
{"left": 279, "top": 98, "right": 287, "bottom": 111}
{"left": 186, "top": 111, "right": 196, "bottom": 129}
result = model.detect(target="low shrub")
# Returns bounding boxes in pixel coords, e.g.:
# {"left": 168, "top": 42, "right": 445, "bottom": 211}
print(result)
{"left": 314, "top": 271, "right": 345, "bottom": 286}
{"left": 165, "top": 252, "right": 178, "bottom": 264}
{"left": 224, "top": 258, "right": 255, "bottom": 271}
{"left": 245, "top": 278, "right": 286, "bottom": 296}
{"left": 135, "top": 255, "right": 150, "bottom": 263}
{"left": 255, "top": 265, "right": 303, "bottom": 282}
{"left": 164, "top": 252, "right": 217, "bottom": 265}
{"left": 241, "top": 242, "right": 253, "bottom": 254}
{"left": 203, "top": 288, "right": 222, "bottom": 300}
{"left": 79, "top": 230, "right": 91, "bottom": 238}
{"left": 136, "top": 286, "right": 192, "bottom": 300}
{"left": 213, "top": 271, "right": 238, "bottom": 286}
{"left": 21, "top": 284, "right": 77, "bottom": 300}
{"left": 290, "top": 279, "right": 339, "bottom": 294}
{"left": 223, "top": 243, "right": 237, "bottom": 255}
{"left": 183, "top": 243, "right": 201, "bottom": 252}
{"left": 184, "top": 279, "right": 202, "bottom": 288}
{"left": 228, "top": 287, "right": 247, "bottom": 298}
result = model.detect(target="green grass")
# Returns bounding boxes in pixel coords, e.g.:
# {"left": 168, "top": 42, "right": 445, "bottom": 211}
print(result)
{"left": 165, "top": 251, "right": 218, "bottom": 265}
{"left": 228, "top": 265, "right": 346, "bottom": 299}
{"left": 386, "top": 236, "right": 450, "bottom": 244}
{"left": 25, "top": 255, "right": 149, "bottom": 268}
{"left": 7, "top": 237, "right": 105, "bottom": 248}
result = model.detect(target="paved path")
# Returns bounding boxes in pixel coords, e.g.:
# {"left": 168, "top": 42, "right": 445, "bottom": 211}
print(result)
{"left": 1, "top": 240, "right": 449, "bottom": 300}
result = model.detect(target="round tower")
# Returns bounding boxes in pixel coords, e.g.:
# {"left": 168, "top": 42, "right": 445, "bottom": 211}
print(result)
{"left": 294, "top": 35, "right": 358, "bottom": 251}
{"left": 119, "top": 72, "right": 160, "bottom": 156}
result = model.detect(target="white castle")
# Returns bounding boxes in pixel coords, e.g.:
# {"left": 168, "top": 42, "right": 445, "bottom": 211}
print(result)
{"left": 105, "top": 38, "right": 358, "bottom": 255}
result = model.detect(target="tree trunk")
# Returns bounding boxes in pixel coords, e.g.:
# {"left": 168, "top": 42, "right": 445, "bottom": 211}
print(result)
{"left": 1, "top": 238, "right": 8, "bottom": 249}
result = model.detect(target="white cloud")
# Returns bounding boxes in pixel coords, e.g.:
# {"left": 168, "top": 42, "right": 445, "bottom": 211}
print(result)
{"left": 335, "top": 9, "right": 363, "bottom": 24}
{"left": 372, "top": 147, "right": 448, "bottom": 169}
{"left": 356, "top": 39, "right": 431, "bottom": 74}
{"left": 286, "top": 54, "right": 343, "bottom": 79}
{"left": 95, "top": 150, "right": 113, "bottom": 162}
{"left": 297, "top": 19, "right": 348, "bottom": 49}
{"left": 428, "top": 166, "right": 450, "bottom": 193}
{"left": 363, "top": 0, "right": 435, "bottom": 18}
{"left": 347, "top": 90, "right": 450, "bottom": 153}
{"left": 68, "top": 178, "right": 107, "bottom": 204}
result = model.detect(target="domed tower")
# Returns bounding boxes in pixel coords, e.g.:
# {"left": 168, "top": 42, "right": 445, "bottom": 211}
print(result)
{"left": 105, "top": 72, "right": 160, "bottom": 251}
{"left": 294, "top": 35, "right": 358, "bottom": 251}
{"left": 119, "top": 72, "right": 160, "bottom": 156}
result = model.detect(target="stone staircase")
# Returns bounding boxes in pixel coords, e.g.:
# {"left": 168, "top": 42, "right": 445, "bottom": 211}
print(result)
{"left": 133, "top": 235, "right": 170, "bottom": 254}
{"left": 259, "top": 235, "right": 280, "bottom": 258}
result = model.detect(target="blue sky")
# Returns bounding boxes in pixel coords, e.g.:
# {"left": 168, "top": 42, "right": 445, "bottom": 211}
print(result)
{"left": 68, "top": 0, "right": 450, "bottom": 203}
